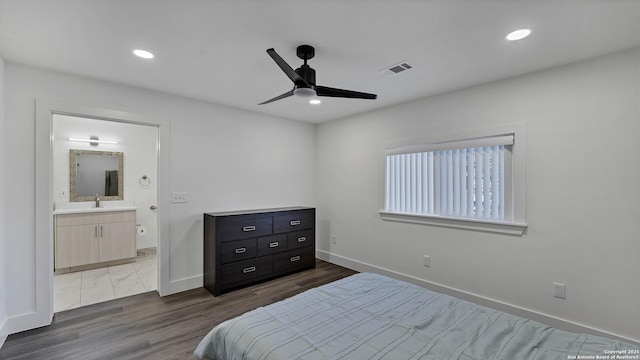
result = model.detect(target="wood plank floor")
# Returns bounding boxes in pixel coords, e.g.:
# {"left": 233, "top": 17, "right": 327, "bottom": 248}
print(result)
{"left": 0, "top": 259, "right": 357, "bottom": 360}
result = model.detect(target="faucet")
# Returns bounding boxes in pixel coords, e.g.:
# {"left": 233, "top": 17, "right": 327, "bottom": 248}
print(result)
{"left": 95, "top": 194, "right": 100, "bottom": 208}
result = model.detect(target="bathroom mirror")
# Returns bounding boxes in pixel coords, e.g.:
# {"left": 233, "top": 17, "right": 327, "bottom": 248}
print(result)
{"left": 70, "top": 149, "right": 124, "bottom": 202}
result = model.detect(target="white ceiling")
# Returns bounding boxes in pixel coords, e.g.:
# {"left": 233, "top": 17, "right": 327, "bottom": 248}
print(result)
{"left": 1, "top": 0, "right": 638, "bottom": 123}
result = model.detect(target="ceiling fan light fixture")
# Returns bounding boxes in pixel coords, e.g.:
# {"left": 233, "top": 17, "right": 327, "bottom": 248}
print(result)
{"left": 293, "top": 87, "right": 316, "bottom": 97}
{"left": 506, "top": 28, "right": 531, "bottom": 41}
{"left": 133, "top": 49, "right": 154, "bottom": 59}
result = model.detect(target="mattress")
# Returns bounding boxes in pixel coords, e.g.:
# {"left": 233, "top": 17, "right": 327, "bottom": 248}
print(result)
{"left": 194, "top": 272, "right": 637, "bottom": 360}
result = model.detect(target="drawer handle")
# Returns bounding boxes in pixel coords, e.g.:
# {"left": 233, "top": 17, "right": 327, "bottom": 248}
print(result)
{"left": 290, "top": 220, "right": 301, "bottom": 226}
{"left": 242, "top": 226, "right": 256, "bottom": 232}
{"left": 243, "top": 266, "right": 256, "bottom": 273}
{"left": 297, "top": 237, "right": 306, "bottom": 243}
{"left": 269, "top": 242, "right": 279, "bottom": 248}
{"left": 235, "top": 247, "right": 247, "bottom": 254}
{"left": 290, "top": 256, "right": 301, "bottom": 262}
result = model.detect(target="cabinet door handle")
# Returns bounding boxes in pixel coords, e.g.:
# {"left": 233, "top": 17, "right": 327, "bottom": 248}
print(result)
{"left": 297, "top": 236, "right": 306, "bottom": 243}
{"left": 242, "top": 226, "right": 256, "bottom": 232}
{"left": 290, "top": 220, "right": 301, "bottom": 226}
{"left": 234, "top": 247, "right": 247, "bottom": 254}
{"left": 95, "top": 225, "right": 98, "bottom": 238}
{"left": 290, "top": 256, "right": 301, "bottom": 262}
{"left": 269, "top": 242, "right": 279, "bottom": 248}
{"left": 100, "top": 225, "right": 103, "bottom": 238}
{"left": 243, "top": 266, "right": 256, "bottom": 273}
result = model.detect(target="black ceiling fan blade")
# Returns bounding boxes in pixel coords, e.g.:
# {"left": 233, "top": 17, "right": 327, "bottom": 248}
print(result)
{"left": 258, "top": 89, "right": 295, "bottom": 105}
{"left": 266, "top": 48, "right": 309, "bottom": 87}
{"left": 315, "top": 86, "right": 377, "bottom": 100}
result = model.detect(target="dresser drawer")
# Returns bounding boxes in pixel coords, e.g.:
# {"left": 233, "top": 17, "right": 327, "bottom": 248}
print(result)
{"left": 273, "top": 247, "right": 315, "bottom": 273}
{"left": 217, "top": 215, "right": 273, "bottom": 241}
{"left": 287, "top": 229, "right": 314, "bottom": 250}
{"left": 220, "top": 238, "right": 257, "bottom": 264}
{"left": 220, "top": 256, "right": 272, "bottom": 286}
{"left": 257, "top": 234, "right": 287, "bottom": 256}
{"left": 273, "top": 210, "right": 314, "bottom": 233}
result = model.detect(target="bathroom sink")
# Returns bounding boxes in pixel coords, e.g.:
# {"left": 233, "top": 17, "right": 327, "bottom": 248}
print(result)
{"left": 53, "top": 202, "right": 137, "bottom": 215}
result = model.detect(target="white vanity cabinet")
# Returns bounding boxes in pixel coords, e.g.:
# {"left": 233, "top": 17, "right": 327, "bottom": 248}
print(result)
{"left": 55, "top": 210, "right": 136, "bottom": 270}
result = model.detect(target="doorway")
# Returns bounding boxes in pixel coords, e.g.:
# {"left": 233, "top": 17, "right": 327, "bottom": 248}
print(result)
{"left": 51, "top": 114, "right": 159, "bottom": 312}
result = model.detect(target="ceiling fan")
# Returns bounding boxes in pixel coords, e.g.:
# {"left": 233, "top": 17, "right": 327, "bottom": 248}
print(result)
{"left": 259, "top": 45, "right": 377, "bottom": 105}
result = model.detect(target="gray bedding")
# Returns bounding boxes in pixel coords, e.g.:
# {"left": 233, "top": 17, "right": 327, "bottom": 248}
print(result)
{"left": 194, "top": 272, "right": 637, "bottom": 359}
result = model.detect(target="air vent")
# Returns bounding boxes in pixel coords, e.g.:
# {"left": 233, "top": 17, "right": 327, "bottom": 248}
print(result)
{"left": 380, "top": 61, "right": 413, "bottom": 76}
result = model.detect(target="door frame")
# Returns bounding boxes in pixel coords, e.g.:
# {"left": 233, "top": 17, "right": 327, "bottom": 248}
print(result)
{"left": 29, "top": 99, "right": 170, "bottom": 331}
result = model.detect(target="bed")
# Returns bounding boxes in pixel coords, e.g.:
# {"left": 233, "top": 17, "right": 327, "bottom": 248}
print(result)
{"left": 194, "top": 272, "right": 637, "bottom": 360}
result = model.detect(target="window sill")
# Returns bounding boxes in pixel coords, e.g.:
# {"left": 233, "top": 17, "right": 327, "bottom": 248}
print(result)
{"left": 379, "top": 211, "right": 527, "bottom": 236}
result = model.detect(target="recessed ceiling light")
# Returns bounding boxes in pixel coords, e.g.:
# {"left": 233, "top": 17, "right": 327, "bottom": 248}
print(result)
{"left": 133, "top": 49, "right": 154, "bottom": 59}
{"left": 309, "top": 99, "right": 322, "bottom": 105}
{"left": 506, "top": 29, "right": 531, "bottom": 41}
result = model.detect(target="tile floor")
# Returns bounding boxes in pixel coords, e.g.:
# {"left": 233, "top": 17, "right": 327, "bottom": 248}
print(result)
{"left": 53, "top": 252, "right": 157, "bottom": 312}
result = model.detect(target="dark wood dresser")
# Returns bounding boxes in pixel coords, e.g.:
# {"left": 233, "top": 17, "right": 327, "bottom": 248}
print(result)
{"left": 203, "top": 207, "right": 316, "bottom": 296}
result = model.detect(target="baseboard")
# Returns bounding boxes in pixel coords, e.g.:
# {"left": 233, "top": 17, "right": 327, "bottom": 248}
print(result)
{"left": 160, "top": 274, "right": 203, "bottom": 296}
{"left": 5, "top": 310, "right": 52, "bottom": 336}
{"left": 316, "top": 250, "right": 639, "bottom": 345}
{"left": 0, "top": 318, "right": 6, "bottom": 350}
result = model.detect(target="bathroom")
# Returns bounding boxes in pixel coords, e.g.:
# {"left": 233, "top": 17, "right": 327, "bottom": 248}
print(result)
{"left": 51, "top": 114, "right": 158, "bottom": 311}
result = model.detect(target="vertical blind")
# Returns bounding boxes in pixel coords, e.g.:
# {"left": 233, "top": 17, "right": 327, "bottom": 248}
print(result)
{"left": 385, "top": 135, "right": 513, "bottom": 221}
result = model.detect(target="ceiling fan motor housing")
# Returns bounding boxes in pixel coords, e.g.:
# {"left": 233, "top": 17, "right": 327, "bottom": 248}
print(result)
{"left": 295, "top": 64, "right": 315, "bottom": 86}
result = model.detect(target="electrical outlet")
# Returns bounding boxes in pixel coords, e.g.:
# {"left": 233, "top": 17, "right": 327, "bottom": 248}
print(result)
{"left": 553, "top": 282, "right": 566, "bottom": 299}
{"left": 423, "top": 255, "right": 431, "bottom": 267}
{"left": 331, "top": 235, "right": 337, "bottom": 244}
{"left": 172, "top": 192, "right": 188, "bottom": 203}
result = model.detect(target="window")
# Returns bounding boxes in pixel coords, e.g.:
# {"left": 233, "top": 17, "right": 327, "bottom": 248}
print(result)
{"left": 381, "top": 132, "right": 527, "bottom": 235}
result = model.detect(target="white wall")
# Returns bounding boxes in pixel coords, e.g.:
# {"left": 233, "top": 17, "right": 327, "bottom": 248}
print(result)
{"left": 316, "top": 48, "right": 640, "bottom": 342}
{"left": 0, "top": 55, "right": 7, "bottom": 347}
{"left": 5, "top": 63, "right": 316, "bottom": 334}
{"left": 53, "top": 114, "right": 159, "bottom": 249}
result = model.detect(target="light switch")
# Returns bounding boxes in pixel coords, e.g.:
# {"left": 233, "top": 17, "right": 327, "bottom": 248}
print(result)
{"left": 423, "top": 255, "right": 431, "bottom": 267}
{"left": 172, "top": 192, "right": 188, "bottom": 203}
